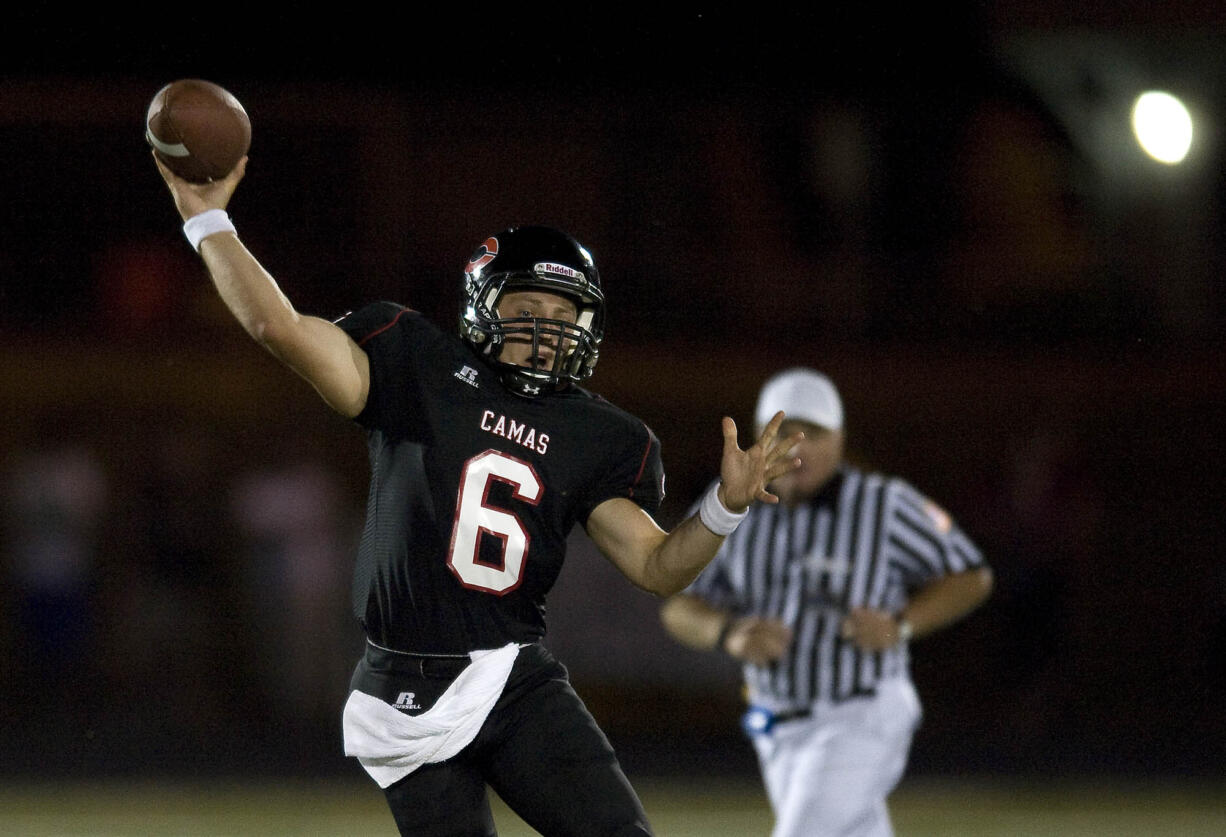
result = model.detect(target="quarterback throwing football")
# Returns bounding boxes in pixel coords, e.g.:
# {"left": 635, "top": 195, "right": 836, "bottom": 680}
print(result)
{"left": 154, "top": 152, "right": 801, "bottom": 836}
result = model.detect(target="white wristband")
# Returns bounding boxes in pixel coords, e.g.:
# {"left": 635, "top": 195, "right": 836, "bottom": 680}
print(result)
{"left": 183, "top": 209, "right": 236, "bottom": 252}
{"left": 698, "top": 481, "right": 748, "bottom": 536}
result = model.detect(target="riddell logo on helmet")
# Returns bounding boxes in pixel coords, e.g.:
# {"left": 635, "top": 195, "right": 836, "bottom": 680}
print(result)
{"left": 535, "top": 262, "right": 584, "bottom": 281}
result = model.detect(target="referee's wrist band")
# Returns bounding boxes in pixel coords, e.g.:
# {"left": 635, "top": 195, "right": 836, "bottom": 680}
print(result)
{"left": 896, "top": 617, "right": 914, "bottom": 643}
{"left": 698, "top": 481, "right": 747, "bottom": 536}
{"left": 183, "top": 208, "right": 236, "bottom": 252}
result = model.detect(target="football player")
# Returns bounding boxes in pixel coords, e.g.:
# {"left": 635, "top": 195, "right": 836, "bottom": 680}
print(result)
{"left": 154, "top": 153, "right": 802, "bottom": 835}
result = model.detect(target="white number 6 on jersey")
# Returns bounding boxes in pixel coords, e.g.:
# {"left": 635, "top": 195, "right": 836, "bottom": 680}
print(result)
{"left": 447, "top": 449, "right": 542, "bottom": 594}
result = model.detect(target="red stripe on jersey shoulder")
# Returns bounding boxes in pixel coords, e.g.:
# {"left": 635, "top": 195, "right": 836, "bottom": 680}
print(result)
{"left": 355, "top": 306, "right": 417, "bottom": 346}
{"left": 628, "top": 423, "right": 654, "bottom": 498}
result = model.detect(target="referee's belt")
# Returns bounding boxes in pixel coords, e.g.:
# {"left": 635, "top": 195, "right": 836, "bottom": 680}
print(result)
{"left": 741, "top": 705, "right": 810, "bottom": 735}
{"left": 742, "top": 687, "right": 879, "bottom": 735}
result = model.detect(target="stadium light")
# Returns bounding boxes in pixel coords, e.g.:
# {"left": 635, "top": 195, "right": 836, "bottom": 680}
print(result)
{"left": 1131, "top": 90, "right": 1193, "bottom": 164}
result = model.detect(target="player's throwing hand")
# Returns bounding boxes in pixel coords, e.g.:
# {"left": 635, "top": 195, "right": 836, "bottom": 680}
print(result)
{"left": 154, "top": 151, "right": 247, "bottom": 222}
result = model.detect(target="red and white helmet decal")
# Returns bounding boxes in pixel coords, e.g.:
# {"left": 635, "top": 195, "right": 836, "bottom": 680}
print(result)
{"left": 466, "top": 236, "right": 499, "bottom": 274}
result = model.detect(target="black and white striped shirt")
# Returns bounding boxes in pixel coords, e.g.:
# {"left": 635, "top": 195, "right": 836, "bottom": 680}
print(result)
{"left": 685, "top": 466, "right": 985, "bottom": 707}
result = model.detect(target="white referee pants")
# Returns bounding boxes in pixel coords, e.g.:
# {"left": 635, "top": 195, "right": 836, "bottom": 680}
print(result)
{"left": 750, "top": 678, "right": 921, "bottom": 837}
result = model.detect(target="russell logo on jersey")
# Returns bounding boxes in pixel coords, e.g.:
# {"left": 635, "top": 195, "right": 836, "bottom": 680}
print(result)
{"left": 454, "top": 365, "right": 481, "bottom": 388}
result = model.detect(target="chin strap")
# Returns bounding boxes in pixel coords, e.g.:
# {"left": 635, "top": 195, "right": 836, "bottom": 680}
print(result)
{"left": 499, "top": 367, "right": 552, "bottom": 398}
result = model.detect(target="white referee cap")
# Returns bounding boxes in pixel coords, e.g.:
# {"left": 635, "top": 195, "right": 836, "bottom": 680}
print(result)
{"left": 754, "top": 367, "right": 844, "bottom": 434}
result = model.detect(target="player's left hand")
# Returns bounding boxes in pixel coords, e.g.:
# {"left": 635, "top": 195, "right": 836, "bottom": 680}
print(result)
{"left": 717, "top": 410, "right": 803, "bottom": 512}
{"left": 840, "top": 607, "right": 906, "bottom": 651}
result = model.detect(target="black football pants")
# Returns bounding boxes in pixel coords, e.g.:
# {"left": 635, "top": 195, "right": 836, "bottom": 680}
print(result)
{"left": 354, "top": 643, "right": 653, "bottom": 836}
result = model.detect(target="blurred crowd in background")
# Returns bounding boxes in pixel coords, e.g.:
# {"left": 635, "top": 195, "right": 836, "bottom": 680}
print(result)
{"left": 1, "top": 8, "right": 1224, "bottom": 784}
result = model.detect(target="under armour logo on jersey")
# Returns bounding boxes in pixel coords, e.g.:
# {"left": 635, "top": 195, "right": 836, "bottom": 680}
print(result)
{"left": 454, "top": 365, "right": 480, "bottom": 388}
{"left": 394, "top": 692, "right": 422, "bottom": 710}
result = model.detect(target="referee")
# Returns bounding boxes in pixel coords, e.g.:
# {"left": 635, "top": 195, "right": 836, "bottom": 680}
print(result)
{"left": 660, "top": 367, "right": 993, "bottom": 837}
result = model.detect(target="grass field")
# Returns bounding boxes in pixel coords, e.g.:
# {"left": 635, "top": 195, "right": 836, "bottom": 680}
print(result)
{"left": 2, "top": 775, "right": 1224, "bottom": 835}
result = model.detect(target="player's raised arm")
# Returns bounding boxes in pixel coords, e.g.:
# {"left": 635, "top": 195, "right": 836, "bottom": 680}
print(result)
{"left": 586, "top": 411, "right": 802, "bottom": 597}
{"left": 154, "top": 153, "right": 370, "bottom": 418}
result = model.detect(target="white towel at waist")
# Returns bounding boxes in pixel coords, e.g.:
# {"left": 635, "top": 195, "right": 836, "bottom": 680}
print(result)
{"left": 343, "top": 642, "right": 521, "bottom": 788}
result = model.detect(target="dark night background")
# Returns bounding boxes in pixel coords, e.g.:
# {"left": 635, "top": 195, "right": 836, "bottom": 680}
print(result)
{"left": 1, "top": 3, "right": 1223, "bottom": 794}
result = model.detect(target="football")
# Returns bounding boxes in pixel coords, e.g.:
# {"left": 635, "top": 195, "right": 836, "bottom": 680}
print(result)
{"left": 145, "top": 79, "right": 251, "bottom": 183}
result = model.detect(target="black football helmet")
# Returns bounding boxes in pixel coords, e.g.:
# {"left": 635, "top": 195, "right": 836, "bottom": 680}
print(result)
{"left": 460, "top": 225, "right": 605, "bottom": 397}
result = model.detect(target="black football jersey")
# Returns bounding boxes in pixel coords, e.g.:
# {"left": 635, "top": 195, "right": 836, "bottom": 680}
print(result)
{"left": 336, "top": 302, "right": 666, "bottom": 653}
